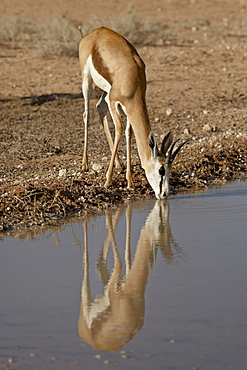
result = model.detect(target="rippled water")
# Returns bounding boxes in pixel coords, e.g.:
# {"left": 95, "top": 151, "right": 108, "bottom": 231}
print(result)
{"left": 1, "top": 181, "right": 247, "bottom": 369}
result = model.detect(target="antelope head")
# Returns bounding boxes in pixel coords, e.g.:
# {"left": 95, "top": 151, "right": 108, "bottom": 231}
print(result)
{"left": 146, "top": 131, "right": 189, "bottom": 199}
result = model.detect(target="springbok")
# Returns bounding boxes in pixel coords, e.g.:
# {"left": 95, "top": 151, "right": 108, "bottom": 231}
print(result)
{"left": 79, "top": 27, "right": 188, "bottom": 199}
{"left": 78, "top": 200, "right": 180, "bottom": 351}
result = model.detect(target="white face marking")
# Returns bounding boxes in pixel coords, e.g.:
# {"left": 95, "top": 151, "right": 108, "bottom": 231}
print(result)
{"left": 146, "top": 162, "right": 171, "bottom": 199}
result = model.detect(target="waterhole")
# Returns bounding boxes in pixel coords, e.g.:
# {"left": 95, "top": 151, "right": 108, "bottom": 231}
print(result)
{"left": 1, "top": 181, "right": 246, "bottom": 369}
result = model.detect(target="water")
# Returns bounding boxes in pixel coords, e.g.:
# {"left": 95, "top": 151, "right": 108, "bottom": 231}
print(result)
{"left": 0, "top": 181, "right": 247, "bottom": 369}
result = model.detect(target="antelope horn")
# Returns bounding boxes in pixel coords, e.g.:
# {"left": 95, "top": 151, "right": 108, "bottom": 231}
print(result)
{"left": 166, "top": 139, "right": 180, "bottom": 164}
{"left": 166, "top": 139, "right": 190, "bottom": 164}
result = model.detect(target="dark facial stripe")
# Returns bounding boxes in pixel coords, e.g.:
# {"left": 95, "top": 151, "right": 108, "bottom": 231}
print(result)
{"left": 159, "top": 166, "right": 166, "bottom": 195}
{"left": 159, "top": 176, "right": 163, "bottom": 194}
{"left": 159, "top": 166, "right": 165, "bottom": 176}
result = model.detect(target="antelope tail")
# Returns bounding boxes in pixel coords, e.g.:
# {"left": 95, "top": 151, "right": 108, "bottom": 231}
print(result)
{"left": 78, "top": 26, "right": 83, "bottom": 38}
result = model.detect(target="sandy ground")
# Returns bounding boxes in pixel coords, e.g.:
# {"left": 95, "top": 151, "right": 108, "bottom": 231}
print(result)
{"left": 0, "top": 0, "right": 247, "bottom": 234}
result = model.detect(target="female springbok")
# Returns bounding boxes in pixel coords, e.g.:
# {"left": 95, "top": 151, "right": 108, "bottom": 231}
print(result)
{"left": 79, "top": 27, "right": 187, "bottom": 199}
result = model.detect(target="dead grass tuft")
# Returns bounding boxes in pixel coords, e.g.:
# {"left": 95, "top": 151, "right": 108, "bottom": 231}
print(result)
{"left": 35, "top": 16, "right": 80, "bottom": 57}
{"left": 102, "top": 11, "right": 168, "bottom": 45}
{"left": 0, "top": 16, "right": 37, "bottom": 45}
{"left": 0, "top": 12, "right": 170, "bottom": 57}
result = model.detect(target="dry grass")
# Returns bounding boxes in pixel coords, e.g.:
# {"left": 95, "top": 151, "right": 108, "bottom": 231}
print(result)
{"left": 37, "top": 16, "right": 80, "bottom": 57}
{"left": 0, "top": 15, "right": 80, "bottom": 56}
{"left": 216, "top": 20, "right": 247, "bottom": 38}
{"left": 101, "top": 11, "right": 169, "bottom": 45}
{"left": 0, "top": 16, "right": 37, "bottom": 43}
{"left": 0, "top": 12, "right": 169, "bottom": 57}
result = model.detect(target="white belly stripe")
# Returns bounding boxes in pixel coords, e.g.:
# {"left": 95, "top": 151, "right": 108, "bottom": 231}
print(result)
{"left": 85, "top": 55, "right": 111, "bottom": 93}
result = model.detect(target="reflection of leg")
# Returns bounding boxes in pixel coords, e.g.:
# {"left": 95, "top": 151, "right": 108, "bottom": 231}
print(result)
{"left": 96, "top": 209, "right": 112, "bottom": 284}
{"left": 125, "top": 203, "right": 132, "bottom": 274}
{"left": 126, "top": 119, "right": 134, "bottom": 189}
{"left": 96, "top": 208, "right": 123, "bottom": 284}
{"left": 97, "top": 92, "right": 122, "bottom": 168}
{"left": 82, "top": 220, "right": 92, "bottom": 308}
{"left": 105, "top": 208, "right": 122, "bottom": 284}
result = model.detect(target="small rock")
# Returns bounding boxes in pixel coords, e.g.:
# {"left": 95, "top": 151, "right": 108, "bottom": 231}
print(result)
{"left": 92, "top": 163, "right": 103, "bottom": 172}
{"left": 203, "top": 124, "right": 213, "bottom": 132}
{"left": 58, "top": 169, "right": 67, "bottom": 178}
{"left": 184, "top": 128, "right": 191, "bottom": 135}
{"left": 182, "top": 171, "right": 193, "bottom": 178}
{"left": 166, "top": 108, "right": 173, "bottom": 116}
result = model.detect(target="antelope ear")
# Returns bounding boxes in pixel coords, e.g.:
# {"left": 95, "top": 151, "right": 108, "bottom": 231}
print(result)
{"left": 148, "top": 132, "right": 158, "bottom": 158}
{"left": 161, "top": 131, "right": 174, "bottom": 155}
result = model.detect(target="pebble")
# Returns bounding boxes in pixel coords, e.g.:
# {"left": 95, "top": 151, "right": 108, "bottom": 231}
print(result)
{"left": 166, "top": 108, "right": 173, "bottom": 116}
{"left": 184, "top": 128, "right": 191, "bottom": 135}
{"left": 203, "top": 123, "right": 213, "bottom": 132}
{"left": 58, "top": 169, "right": 67, "bottom": 178}
{"left": 92, "top": 163, "right": 103, "bottom": 171}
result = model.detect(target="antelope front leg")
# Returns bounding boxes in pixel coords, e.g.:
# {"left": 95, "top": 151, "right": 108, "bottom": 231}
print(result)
{"left": 104, "top": 102, "right": 123, "bottom": 187}
{"left": 82, "top": 111, "right": 89, "bottom": 171}
{"left": 96, "top": 92, "right": 122, "bottom": 169}
{"left": 81, "top": 78, "right": 91, "bottom": 171}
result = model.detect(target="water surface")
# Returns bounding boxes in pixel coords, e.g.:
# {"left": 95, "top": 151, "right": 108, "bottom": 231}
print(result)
{"left": 1, "top": 181, "right": 247, "bottom": 369}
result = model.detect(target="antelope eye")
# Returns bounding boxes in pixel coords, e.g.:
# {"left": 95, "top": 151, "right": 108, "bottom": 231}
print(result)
{"left": 159, "top": 166, "right": 166, "bottom": 176}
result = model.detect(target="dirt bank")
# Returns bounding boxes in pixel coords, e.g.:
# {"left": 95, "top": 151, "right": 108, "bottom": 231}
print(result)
{"left": 1, "top": 0, "right": 246, "bottom": 234}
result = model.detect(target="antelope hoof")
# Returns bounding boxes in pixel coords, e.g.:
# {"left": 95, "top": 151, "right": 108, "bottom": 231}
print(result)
{"left": 82, "top": 163, "right": 89, "bottom": 171}
{"left": 127, "top": 182, "right": 134, "bottom": 190}
{"left": 104, "top": 180, "right": 111, "bottom": 188}
{"left": 126, "top": 175, "right": 134, "bottom": 190}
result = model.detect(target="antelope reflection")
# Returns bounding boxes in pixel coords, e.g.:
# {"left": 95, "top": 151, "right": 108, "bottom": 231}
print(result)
{"left": 78, "top": 200, "right": 180, "bottom": 351}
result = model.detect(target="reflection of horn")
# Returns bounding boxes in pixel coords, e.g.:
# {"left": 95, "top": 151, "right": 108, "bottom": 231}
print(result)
{"left": 78, "top": 200, "right": 180, "bottom": 351}
{"left": 148, "top": 201, "right": 180, "bottom": 263}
